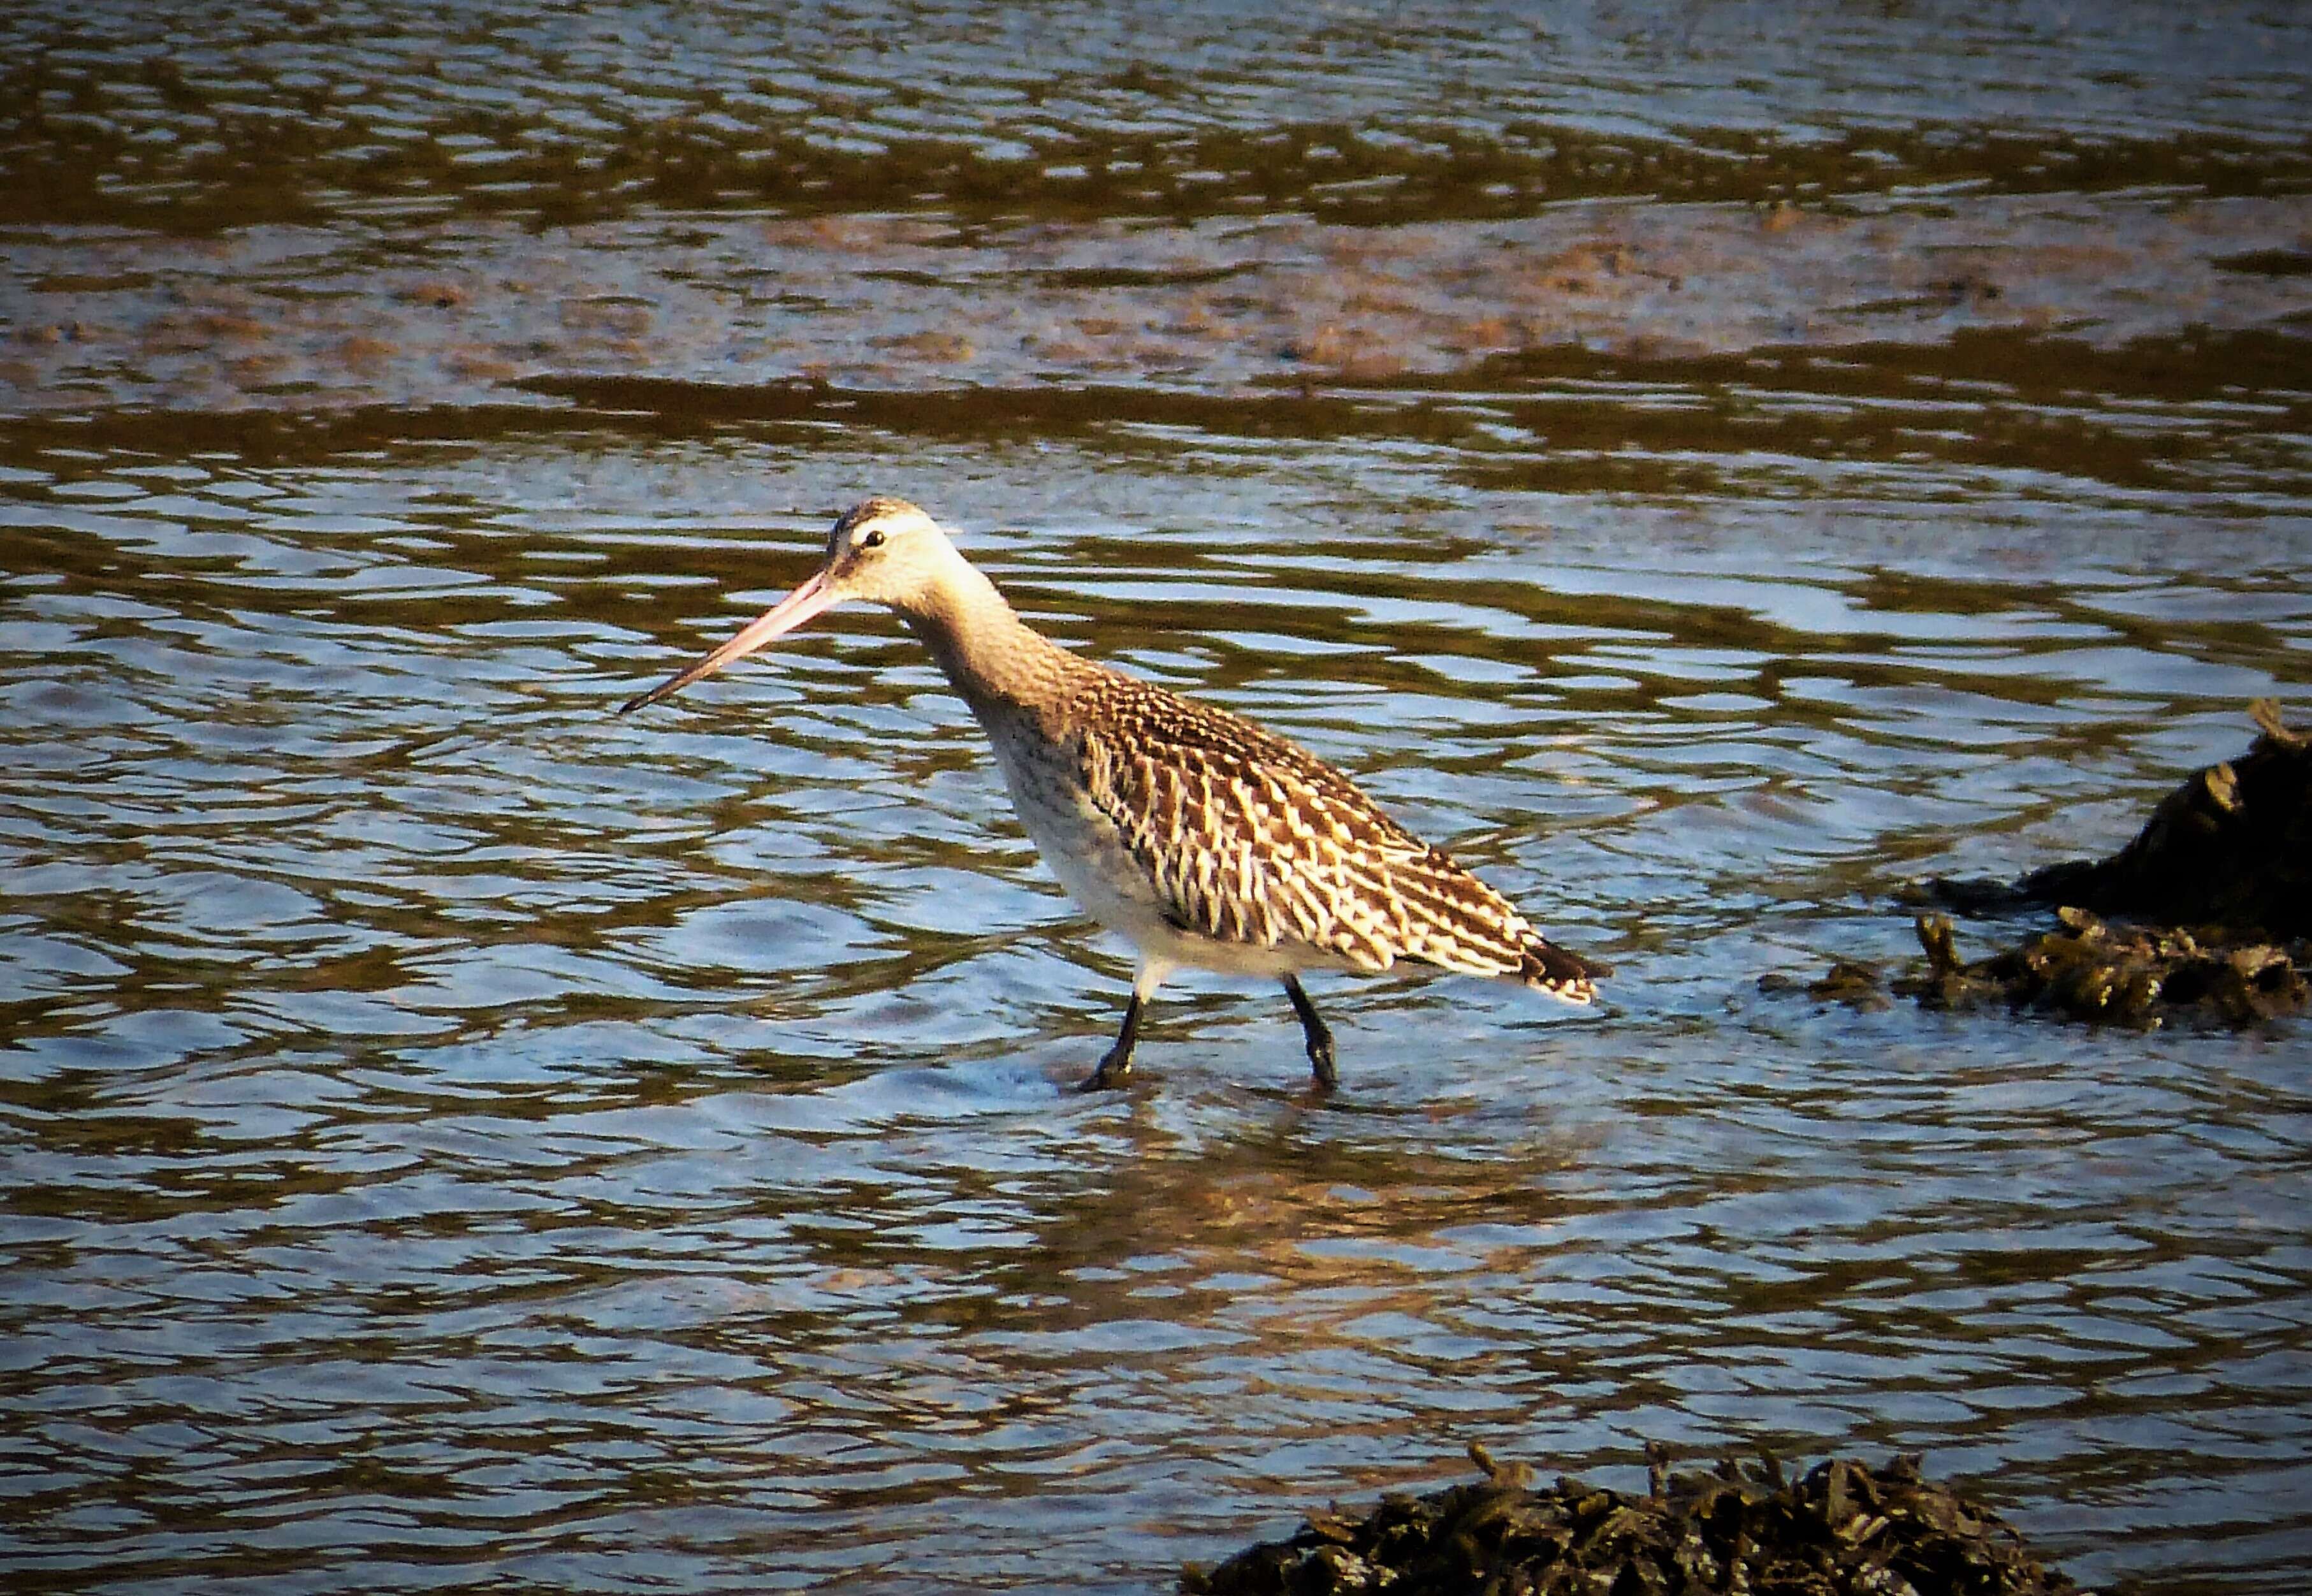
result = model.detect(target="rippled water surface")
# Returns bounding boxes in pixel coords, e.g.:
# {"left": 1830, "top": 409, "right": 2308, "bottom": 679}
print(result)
{"left": 5, "top": 4, "right": 2312, "bottom": 1594}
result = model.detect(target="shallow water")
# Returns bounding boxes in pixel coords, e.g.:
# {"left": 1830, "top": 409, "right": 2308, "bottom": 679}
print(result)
{"left": 5, "top": 5, "right": 2312, "bottom": 1594}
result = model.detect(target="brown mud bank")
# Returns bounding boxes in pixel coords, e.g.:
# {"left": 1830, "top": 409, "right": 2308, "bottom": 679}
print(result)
{"left": 1776, "top": 701, "right": 2311, "bottom": 1029}
{"left": 1186, "top": 1444, "right": 2082, "bottom": 1596}
{"left": 6, "top": 191, "right": 2309, "bottom": 416}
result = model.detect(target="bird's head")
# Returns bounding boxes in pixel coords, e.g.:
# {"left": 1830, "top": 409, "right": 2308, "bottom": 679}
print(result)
{"left": 620, "top": 497, "right": 963, "bottom": 714}
{"left": 815, "top": 495, "right": 957, "bottom": 609}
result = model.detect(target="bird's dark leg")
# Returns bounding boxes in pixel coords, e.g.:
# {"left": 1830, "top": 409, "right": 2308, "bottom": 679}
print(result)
{"left": 1079, "top": 992, "right": 1144, "bottom": 1092}
{"left": 1282, "top": 975, "right": 1337, "bottom": 1091}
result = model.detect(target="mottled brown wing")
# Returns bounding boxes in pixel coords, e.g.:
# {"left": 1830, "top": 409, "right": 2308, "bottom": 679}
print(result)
{"left": 1073, "top": 678, "right": 1548, "bottom": 979}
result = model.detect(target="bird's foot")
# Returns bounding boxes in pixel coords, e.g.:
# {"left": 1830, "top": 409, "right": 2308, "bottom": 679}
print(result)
{"left": 1077, "top": 1052, "right": 1134, "bottom": 1092}
{"left": 1080, "top": 992, "right": 1145, "bottom": 1092}
{"left": 1307, "top": 1040, "right": 1338, "bottom": 1093}
{"left": 1283, "top": 975, "right": 1337, "bottom": 1092}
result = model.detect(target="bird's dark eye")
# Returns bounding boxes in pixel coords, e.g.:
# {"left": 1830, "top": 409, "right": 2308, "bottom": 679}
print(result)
{"left": 858, "top": 528, "right": 885, "bottom": 550}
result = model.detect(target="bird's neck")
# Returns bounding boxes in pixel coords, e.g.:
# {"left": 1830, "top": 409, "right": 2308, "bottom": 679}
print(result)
{"left": 899, "top": 566, "right": 1077, "bottom": 722}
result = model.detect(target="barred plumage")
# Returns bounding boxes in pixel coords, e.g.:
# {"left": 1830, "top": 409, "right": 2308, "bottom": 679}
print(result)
{"left": 623, "top": 497, "right": 1601, "bottom": 1092}
{"left": 1068, "top": 669, "right": 1591, "bottom": 997}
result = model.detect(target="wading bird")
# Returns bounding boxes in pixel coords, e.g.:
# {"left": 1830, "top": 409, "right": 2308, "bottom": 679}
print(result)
{"left": 623, "top": 498, "right": 1599, "bottom": 1092}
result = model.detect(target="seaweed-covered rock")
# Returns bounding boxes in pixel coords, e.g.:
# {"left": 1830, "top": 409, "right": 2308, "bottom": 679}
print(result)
{"left": 1758, "top": 959, "right": 1894, "bottom": 1012}
{"left": 1892, "top": 909, "right": 2305, "bottom": 1027}
{"left": 1186, "top": 1444, "right": 2086, "bottom": 1596}
{"left": 1856, "top": 700, "right": 2312, "bottom": 1029}
{"left": 1927, "top": 699, "right": 2311, "bottom": 939}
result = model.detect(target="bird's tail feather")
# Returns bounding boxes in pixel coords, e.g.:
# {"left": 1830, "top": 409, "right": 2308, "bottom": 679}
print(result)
{"left": 1521, "top": 937, "right": 1604, "bottom": 1004}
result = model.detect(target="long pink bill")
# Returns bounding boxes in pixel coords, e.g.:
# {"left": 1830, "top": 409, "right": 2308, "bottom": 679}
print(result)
{"left": 619, "top": 568, "right": 841, "bottom": 714}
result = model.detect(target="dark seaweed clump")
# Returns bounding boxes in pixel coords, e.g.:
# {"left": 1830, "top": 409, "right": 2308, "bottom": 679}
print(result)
{"left": 1927, "top": 698, "right": 2311, "bottom": 940}
{"left": 1902, "top": 699, "right": 2311, "bottom": 1027}
{"left": 1185, "top": 1444, "right": 2082, "bottom": 1596}
{"left": 1770, "top": 700, "right": 2309, "bottom": 1028}
{"left": 1893, "top": 907, "right": 2305, "bottom": 1027}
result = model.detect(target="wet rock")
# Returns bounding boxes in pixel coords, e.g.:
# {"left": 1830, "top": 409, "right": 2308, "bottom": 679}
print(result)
{"left": 1890, "top": 909, "right": 2306, "bottom": 1029}
{"left": 1879, "top": 700, "right": 2312, "bottom": 1027}
{"left": 1759, "top": 958, "right": 1893, "bottom": 1011}
{"left": 1921, "top": 699, "right": 2312, "bottom": 939}
{"left": 1184, "top": 1444, "right": 2086, "bottom": 1596}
